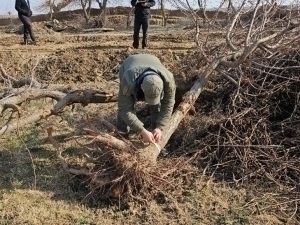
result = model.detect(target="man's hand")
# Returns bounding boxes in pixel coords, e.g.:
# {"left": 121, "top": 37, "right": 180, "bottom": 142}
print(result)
{"left": 136, "top": 0, "right": 146, "bottom": 6}
{"left": 152, "top": 128, "right": 162, "bottom": 142}
{"left": 27, "top": 10, "right": 32, "bottom": 17}
{"left": 140, "top": 128, "right": 155, "bottom": 143}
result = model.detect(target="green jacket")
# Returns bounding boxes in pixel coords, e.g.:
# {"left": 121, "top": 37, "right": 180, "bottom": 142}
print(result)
{"left": 118, "top": 54, "right": 176, "bottom": 133}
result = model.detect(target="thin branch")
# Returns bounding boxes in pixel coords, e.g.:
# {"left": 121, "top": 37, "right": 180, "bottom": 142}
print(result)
{"left": 245, "top": 0, "right": 261, "bottom": 45}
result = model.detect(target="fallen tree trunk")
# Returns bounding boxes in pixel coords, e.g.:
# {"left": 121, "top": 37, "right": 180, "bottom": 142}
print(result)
{"left": 52, "top": 90, "right": 118, "bottom": 114}
{"left": 0, "top": 87, "right": 117, "bottom": 135}
{"left": 0, "top": 65, "right": 118, "bottom": 135}
{"left": 138, "top": 61, "right": 218, "bottom": 163}
{"left": 82, "top": 28, "right": 114, "bottom": 33}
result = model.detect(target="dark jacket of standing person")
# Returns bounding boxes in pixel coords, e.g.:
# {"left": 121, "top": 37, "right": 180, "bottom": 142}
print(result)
{"left": 130, "top": 0, "right": 155, "bottom": 49}
{"left": 131, "top": 0, "right": 156, "bottom": 19}
{"left": 15, "top": 0, "right": 32, "bottom": 17}
{"left": 15, "top": 0, "right": 36, "bottom": 44}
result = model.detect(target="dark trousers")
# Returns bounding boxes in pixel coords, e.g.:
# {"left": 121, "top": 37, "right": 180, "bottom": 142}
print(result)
{"left": 132, "top": 16, "right": 149, "bottom": 49}
{"left": 18, "top": 14, "right": 35, "bottom": 43}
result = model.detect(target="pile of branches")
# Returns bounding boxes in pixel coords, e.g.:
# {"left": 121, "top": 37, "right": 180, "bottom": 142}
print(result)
{"left": 180, "top": 49, "right": 300, "bottom": 218}
{"left": 46, "top": 119, "right": 186, "bottom": 200}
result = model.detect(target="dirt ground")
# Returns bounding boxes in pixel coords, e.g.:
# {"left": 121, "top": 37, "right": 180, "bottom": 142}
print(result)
{"left": 0, "top": 20, "right": 293, "bottom": 225}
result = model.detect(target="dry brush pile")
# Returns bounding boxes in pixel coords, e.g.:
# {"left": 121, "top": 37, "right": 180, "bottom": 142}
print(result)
{"left": 46, "top": 118, "right": 192, "bottom": 200}
{"left": 171, "top": 47, "right": 300, "bottom": 219}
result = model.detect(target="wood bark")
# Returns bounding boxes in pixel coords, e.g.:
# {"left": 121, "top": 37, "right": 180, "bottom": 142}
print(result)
{"left": 138, "top": 63, "right": 216, "bottom": 164}
{"left": 52, "top": 90, "right": 117, "bottom": 114}
{"left": 0, "top": 67, "right": 118, "bottom": 135}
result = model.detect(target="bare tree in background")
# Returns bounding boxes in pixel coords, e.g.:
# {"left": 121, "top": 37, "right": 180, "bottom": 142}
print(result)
{"left": 95, "top": 0, "right": 108, "bottom": 27}
{"left": 48, "top": 0, "right": 55, "bottom": 20}
{"left": 170, "top": 0, "right": 214, "bottom": 45}
{"left": 7, "top": 11, "right": 13, "bottom": 24}
{"left": 158, "top": 0, "right": 169, "bottom": 27}
{"left": 79, "top": 0, "right": 110, "bottom": 25}
{"left": 170, "top": 0, "right": 254, "bottom": 46}
{"left": 126, "top": 7, "right": 134, "bottom": 29}
{"left": 80, "top": 0, "right": 92, "bottom": 23}
{"left": 37, "top": 0, "right": 75, "bottom": 17}
{"left": 197, "top": 0, "right": 208, "bottom": 26}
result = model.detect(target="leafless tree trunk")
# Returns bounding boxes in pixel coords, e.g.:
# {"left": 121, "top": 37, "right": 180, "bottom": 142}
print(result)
{"left": 197, "top": 0, "right": 208, "bottom": 26}
{"left": 80, "top": 0, "right": 92, "bottom": 23}
{"left": 0, "top": 64, "right": 117, "bottom": 136}
{"left": 7, "top": 11, "right": 13, "bottom": 24}
{"left": 49, "top": 0, "right": 54, "bottom": 20}
{"left": 127, "top": 7, "right": 134, "bottom": 29}
{"left": 160, "top": 0, "right": 168, "bottom": 27}
{"left": 96, "top": 0, "right": 108, "bottom": 27}
{"left": 37, "top": 0, "right": 74, "bottom": 14}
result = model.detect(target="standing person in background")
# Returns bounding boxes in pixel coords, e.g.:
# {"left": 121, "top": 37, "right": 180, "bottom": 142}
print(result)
{"left": 131, "top": 0, "right": 156, "bottom": 49}
{"left": 15, "top": 0, "right": 36, "bottom": 45}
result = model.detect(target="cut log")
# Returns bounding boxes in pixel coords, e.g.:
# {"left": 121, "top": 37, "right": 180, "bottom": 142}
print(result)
{"left": 52, "top": 90, "right": 117, "bottom": 114}
{"left": 1, "top": 62, "right": 119, "bottom": 135}
{"left": 82, "top": 28, "right": 114, "bottom": 33}
{"left": 138, "top": 61, "right": 218, "bottom": 163}
{"left": 0, "top": 89, "right": 65, "bottom": 113}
